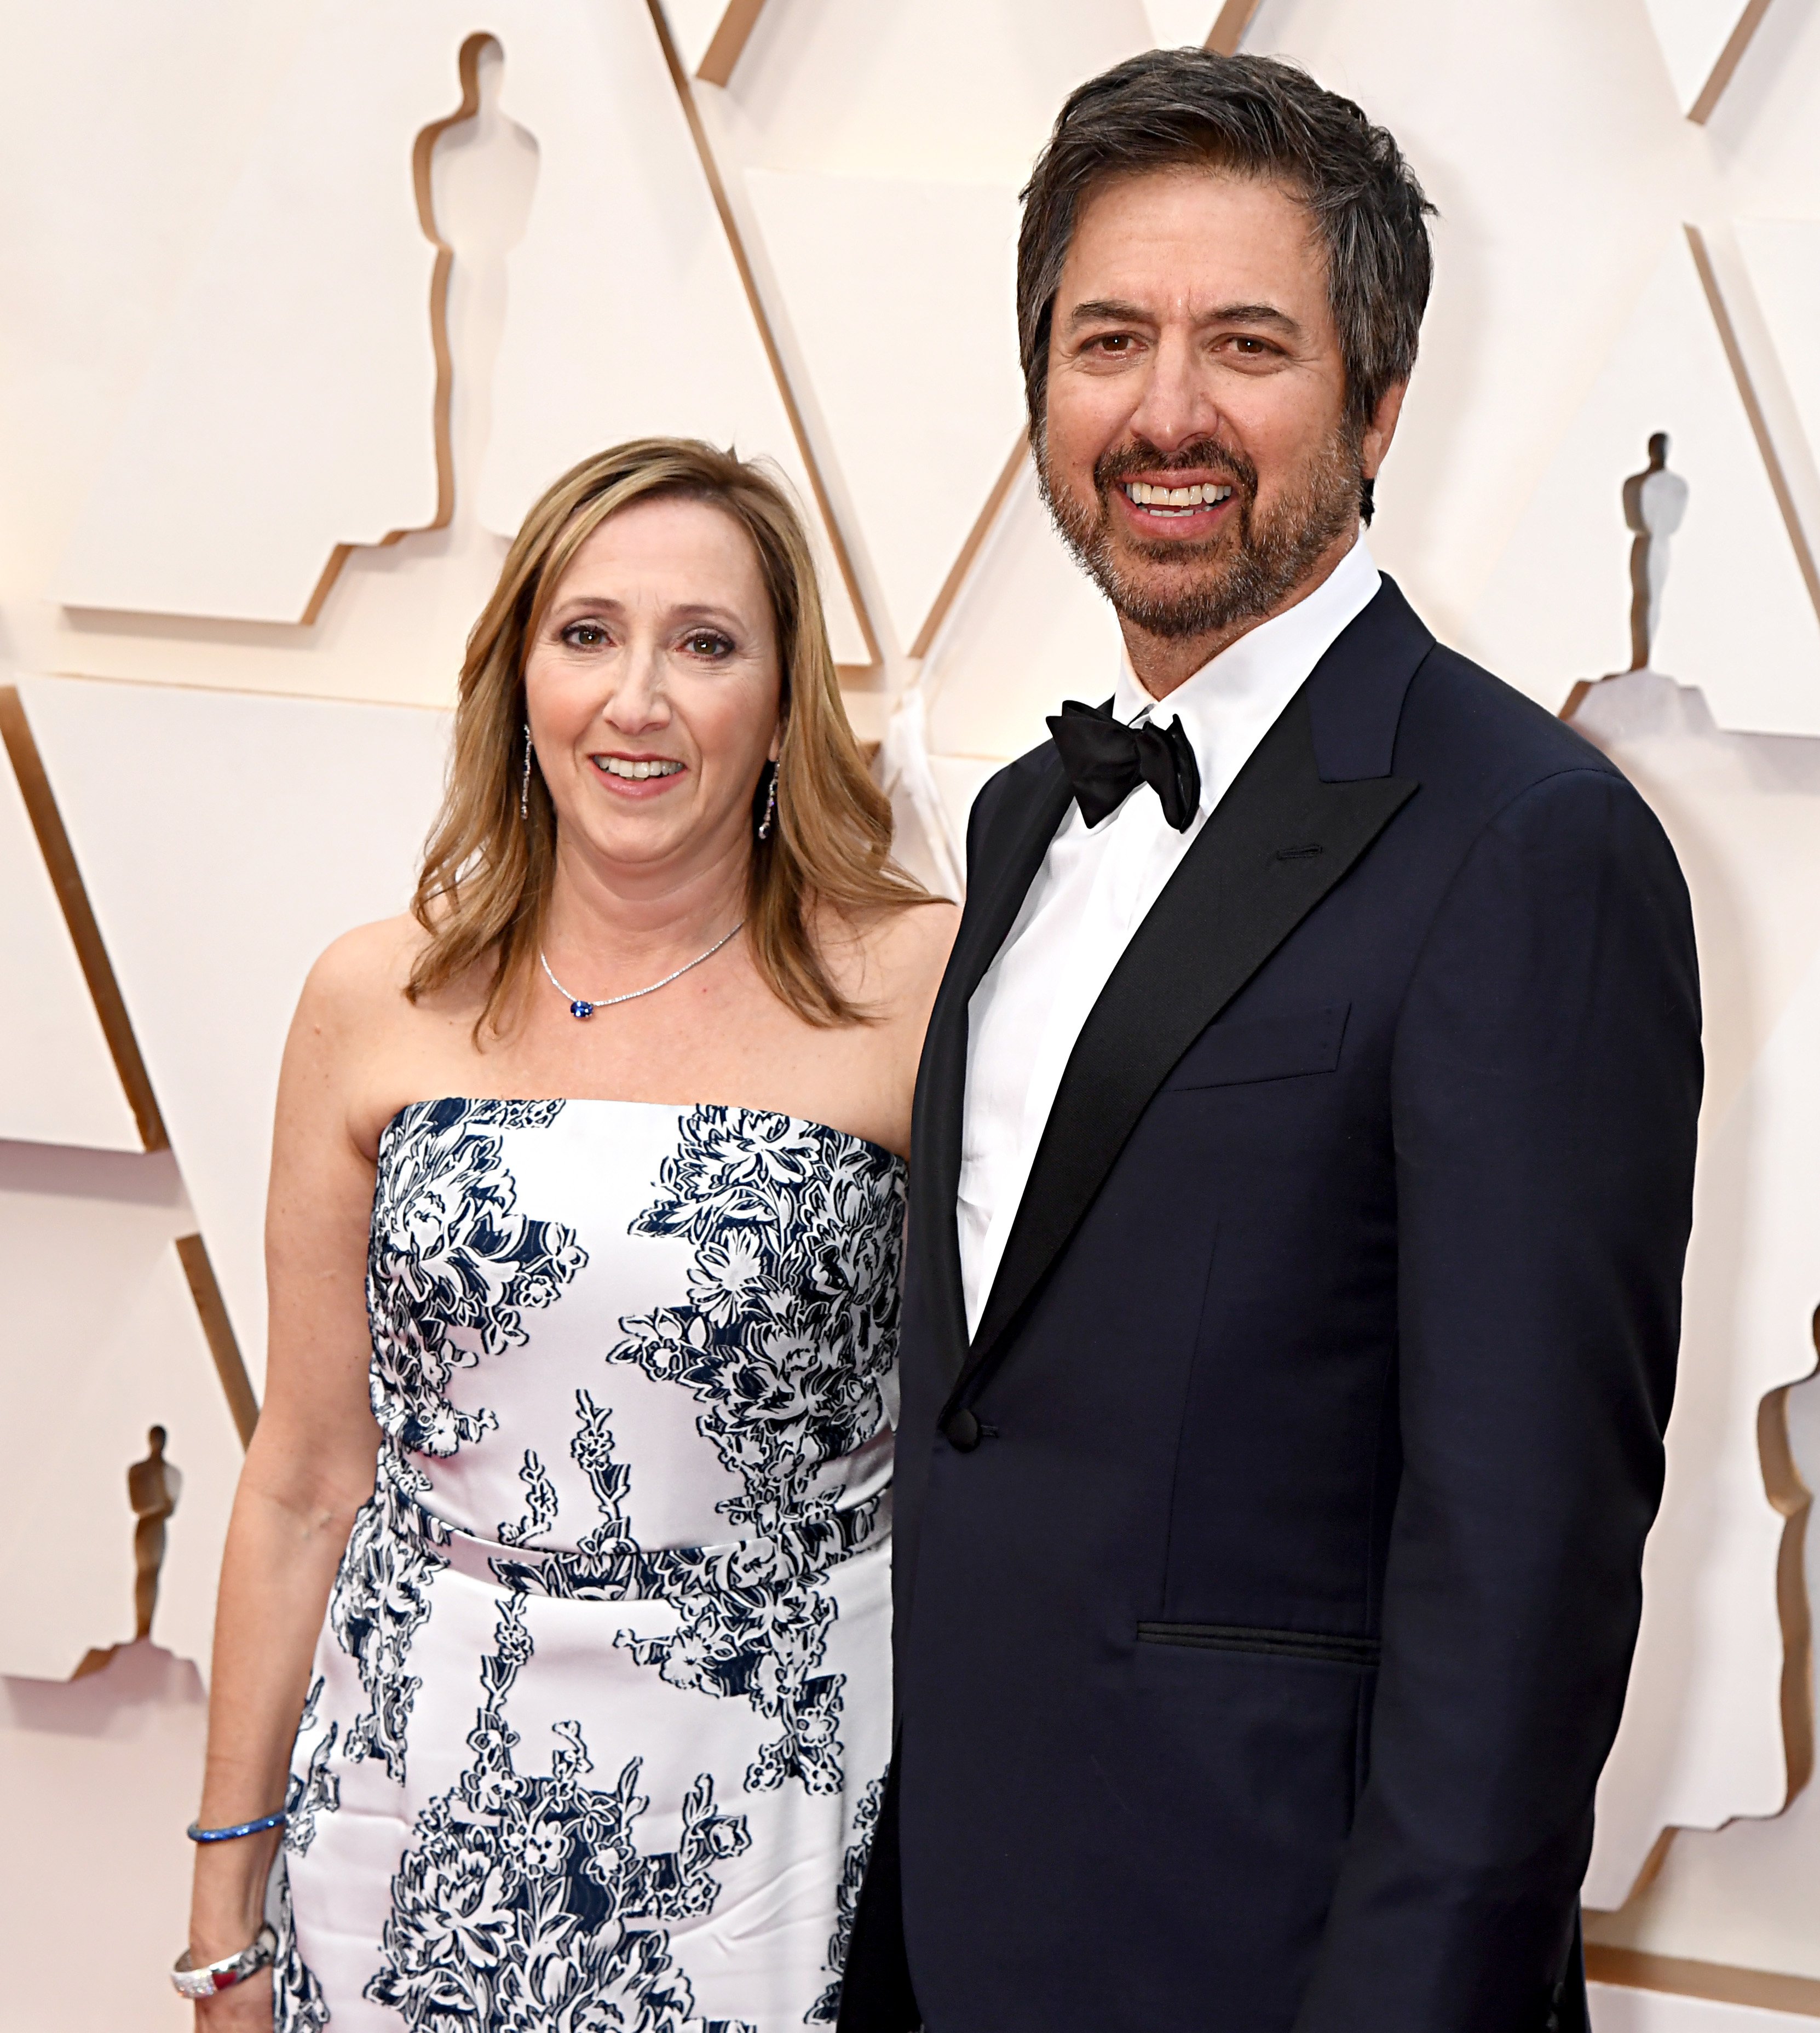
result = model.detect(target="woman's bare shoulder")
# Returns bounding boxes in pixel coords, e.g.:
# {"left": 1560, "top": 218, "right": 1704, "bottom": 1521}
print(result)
{"left": 826, "top": 894, "right": 960, "bottom": 1015}
{"left": 296, "top": 914, "right": 429, "bottom": 1037}
{"left": 283, "top": 916, "right": 489, "bottom": 1158}
{"left": 877, "top": 894, "right": 961, "bottom": 979}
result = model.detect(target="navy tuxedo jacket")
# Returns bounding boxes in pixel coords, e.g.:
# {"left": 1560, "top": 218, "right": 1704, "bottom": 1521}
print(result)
{"left": 839, "top": 580, "right": 1701, "bottom": 2033}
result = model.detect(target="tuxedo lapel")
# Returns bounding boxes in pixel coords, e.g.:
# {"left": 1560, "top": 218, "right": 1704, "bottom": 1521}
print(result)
{"left": 909, "top": 751, "right": 1073, "bottom": 1381}
{"left": 957, "top": 580, "right": 1431, "bottom": 1394}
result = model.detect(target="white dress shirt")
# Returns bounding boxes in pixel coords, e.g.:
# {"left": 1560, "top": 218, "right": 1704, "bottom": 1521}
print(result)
{"left": 957, "top": 537, "right": 1383, "bottom": 1337}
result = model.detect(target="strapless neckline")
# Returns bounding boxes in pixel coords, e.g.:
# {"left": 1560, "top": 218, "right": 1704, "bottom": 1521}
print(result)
{"left": 379, "top": 1093, "right": 905, "bottom": 1168}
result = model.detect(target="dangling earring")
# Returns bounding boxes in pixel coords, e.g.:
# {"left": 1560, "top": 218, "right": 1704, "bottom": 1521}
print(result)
{"left": 756, "top": 761, "right": 778, "bottom": 842}
{"left": 520, "top": 721, "right": 533, "bottom": 821}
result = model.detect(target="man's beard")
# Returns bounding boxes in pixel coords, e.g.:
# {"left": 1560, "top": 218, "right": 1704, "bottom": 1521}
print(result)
{"left": 1038, "top": 425, "right": 1363, "bottom": 642}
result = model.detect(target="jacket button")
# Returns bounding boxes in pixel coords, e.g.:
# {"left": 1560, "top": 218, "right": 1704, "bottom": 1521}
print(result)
{"left": 944, "top": 1406, "right": 981, "bottom": 1452}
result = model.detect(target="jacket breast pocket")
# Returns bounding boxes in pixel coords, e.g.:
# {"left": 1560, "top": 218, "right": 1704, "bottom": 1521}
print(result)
{"left": 1162, "top": 1001, "right": 1351, "bottom": 1092}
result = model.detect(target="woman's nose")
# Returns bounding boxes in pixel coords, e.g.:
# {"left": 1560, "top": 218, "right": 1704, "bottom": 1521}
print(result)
{"left": 603, "top": 643, "right": 670, "bottom": 730}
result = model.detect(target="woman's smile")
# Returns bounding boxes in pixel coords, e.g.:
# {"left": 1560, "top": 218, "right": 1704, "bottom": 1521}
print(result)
{"left": 589, "top": 750, "right": 687, "bottom": 795}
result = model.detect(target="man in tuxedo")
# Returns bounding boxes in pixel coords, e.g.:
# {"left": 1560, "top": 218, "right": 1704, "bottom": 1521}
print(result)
{"left": 839, "top": 45, "right": 1701, "bottom": 2033}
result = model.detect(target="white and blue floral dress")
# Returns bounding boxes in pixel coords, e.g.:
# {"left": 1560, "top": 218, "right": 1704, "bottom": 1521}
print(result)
{"left": 274, "top": 1098, "right": 903, "bottom": 2032}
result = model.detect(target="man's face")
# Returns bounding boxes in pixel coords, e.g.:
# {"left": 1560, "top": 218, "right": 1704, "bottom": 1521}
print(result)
{"left": 1039, "top": 166, "right": 1395, "bottom": 659}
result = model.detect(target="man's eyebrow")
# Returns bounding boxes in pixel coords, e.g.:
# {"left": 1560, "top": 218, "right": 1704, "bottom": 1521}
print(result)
{"left": 1065, "top": 297, "right": 1153, "bottom": 329}
{"left": 1206, "top": 301, "right": 1303, "bottom": 334}
{"left": 1063, "top": 296, "right": 1304, "bottom": 336}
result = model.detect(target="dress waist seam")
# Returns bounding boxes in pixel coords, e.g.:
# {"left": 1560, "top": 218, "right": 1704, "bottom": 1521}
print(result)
{"left": 385, "top": 1478, "right": 892, "bottom": 1600}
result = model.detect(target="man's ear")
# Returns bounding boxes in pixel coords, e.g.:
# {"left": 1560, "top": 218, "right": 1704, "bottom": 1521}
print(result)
{"left": 1361, "top": 380, "right": 1408, "bottom": 482}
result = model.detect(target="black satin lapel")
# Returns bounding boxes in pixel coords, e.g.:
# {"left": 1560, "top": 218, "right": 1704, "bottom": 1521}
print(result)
{"left": 909, "top": 754, "right": 1074, "bottom": 1387}
{"left": 962, "top": 693, "right": 1416, "bottom": 1380}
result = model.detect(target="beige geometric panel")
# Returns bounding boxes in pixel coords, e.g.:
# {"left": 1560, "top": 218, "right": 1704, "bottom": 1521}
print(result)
{"left": 1204, "top": 0, "right": 1265, "bottom": 51}
{"left": 660, "top": 0, "right": 771, "bottom": 83}
{"left": 1141, "top": 2, "right": 1216, "bottom": 45}
{"left": 16, "top": 675, "right": 452, "bottom": 1392}
{"left": 1642, "top": 0, "right": 1776, "bottom": 122}
{"left": 0, "top": 1638, "right": 205, "bottom": 2032}
{"left": 479, "top": 0, "right": 872, "bottom": 665}
{"left": 0, "top": 1143, "right": 239, "bottom": 1682}
{"left": 655, "top": 0, "right": 771, "bottom": 87}
{"left": 659, "top": 0, "right": 734, "bottom": 73}
{"left": 0, "top": 703, "right": 143, "bottom": 1151}
{"left": 1736, "top": 221, "right": 1820, "bottom": 485}
{"left": 1571, "top": 671, "right": 1820, "bottom": 1905}
{"left": 1587, "top": 1727, "right": 1820, "bottom": 1990}
{"left": 872, "top": 684, "right": 965, "bottom": 896}
{"left": 51, "top": 1, "right": 459, "bottom": 623}
{"left": 1588, "top": 1980, "right": 1819, "bottom": 2030}
{"left": 743, "top": 170, "right": 1024, "bottom": 656}
{"left": 920, "top": 457, "right": 1124, "bottom": 769}
{"left": 704, "top": 0, "right": 1156, "bottom": 188}
{"left": 1470, "top": 232, "right": 1820, "bottom": 737}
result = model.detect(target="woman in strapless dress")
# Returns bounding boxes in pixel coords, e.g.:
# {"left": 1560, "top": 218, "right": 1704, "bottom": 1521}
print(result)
{"left": 182, "top": 439, "right": 957, "bottom": 2032}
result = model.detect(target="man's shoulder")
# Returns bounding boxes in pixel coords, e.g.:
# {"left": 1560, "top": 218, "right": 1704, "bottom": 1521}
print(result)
{"left": 966, "top": 740, "right": 1062, "bottom": 847}
{"left": 1397, "top": 639, "right": 1622, "bottom": 807}
{"left": 983, "top": 739, "right": 1062, "bottom": 799}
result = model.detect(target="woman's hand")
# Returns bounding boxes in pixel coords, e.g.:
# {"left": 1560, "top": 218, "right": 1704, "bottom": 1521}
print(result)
{"left": 193, "top": 1965, "right": 273, "bottom": 2030}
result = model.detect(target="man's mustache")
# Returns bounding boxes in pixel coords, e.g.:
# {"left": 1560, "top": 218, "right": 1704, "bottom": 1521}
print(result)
{"left": 1092, "top": 437, "right": 1259, "bottom": 499}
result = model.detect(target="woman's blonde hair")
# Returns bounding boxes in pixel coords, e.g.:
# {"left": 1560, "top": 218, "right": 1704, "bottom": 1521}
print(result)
{"left": 407, "top": 438, "right": 928, "bottom": 1032}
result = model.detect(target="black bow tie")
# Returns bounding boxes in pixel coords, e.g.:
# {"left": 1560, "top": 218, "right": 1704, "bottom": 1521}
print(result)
{"left": 1046, "top": 698, "right": 1201, "bottom": 832}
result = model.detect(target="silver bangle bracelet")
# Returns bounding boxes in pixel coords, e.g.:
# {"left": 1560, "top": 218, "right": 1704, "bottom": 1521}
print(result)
{"left": 170, "top": 1923, "right": 277, "bottom": 2000}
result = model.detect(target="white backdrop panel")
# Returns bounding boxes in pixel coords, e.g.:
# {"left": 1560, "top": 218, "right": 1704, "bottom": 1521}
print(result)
{"left": 51, "top": 3, "right": 451, "bottom": 623}
{"left": 659, "top": 0, "right": 732, "bottom": 76}
{"left": 1641, "top": 0, "right": 1764, "bottom": 116}
{"left": 0, "top": 732, "right": 142, "bottom": 1151}
{"left": 50, "top": 0, "right": 869, "bottom": 664}
{"left": 0, "top": 1643, "right": 204, "bottom": 2031}
{"left": 1591, "top": 1984, "right": 1819, "bottom": 2032}
{"left": 18, "top": 677, "right": 451, "bottom": 1391}
{"left": 1471, "top": 233, "right": 1820, "bottom": 736}
{"left": 921, "top": 459, "right": 1124, "bottom": 767}
{"left": 743, "top": 169, "right": 1024, "bottom": 655}
{"left": 1574, "top": 670, "right": 1820, "bottom": 1902}
{"left": 0, "top": 1142, "right": 237, "bottom": 1681}
{"left": 1143, "top": 3, "right": 1219, "bottom": 45}
{"left": 1736, "top": 220, "right": 1820, "bottom": 484}
{"left": 480, "top": 0, "right": 869, "bottom": 664}
{"left": 718, "top": 0, "right": 1159, "bottom": 187}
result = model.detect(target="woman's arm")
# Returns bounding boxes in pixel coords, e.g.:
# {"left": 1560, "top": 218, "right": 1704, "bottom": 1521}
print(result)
{"left": 186, "top": 944, "right": 388, "bottom": 2024}
{"left": 880, "top": 899, "right": 961, "bottom": 1158}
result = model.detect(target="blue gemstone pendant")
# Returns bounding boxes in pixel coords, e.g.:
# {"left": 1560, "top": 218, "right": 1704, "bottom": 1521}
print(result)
{"left": 569, "top": 999, "right": 595, "bottom": 1020}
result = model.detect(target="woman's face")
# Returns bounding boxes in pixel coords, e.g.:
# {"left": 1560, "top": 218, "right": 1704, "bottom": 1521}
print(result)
{"left": 522, "top": 494, "right": 782, "bottom": 878}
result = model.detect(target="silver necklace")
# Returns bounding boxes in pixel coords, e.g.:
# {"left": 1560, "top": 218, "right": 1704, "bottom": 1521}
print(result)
{"left": 539, "top": 921, "right": 745, "bottom": 1020}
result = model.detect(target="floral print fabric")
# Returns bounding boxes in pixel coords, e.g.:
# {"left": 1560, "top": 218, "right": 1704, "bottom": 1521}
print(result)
{"left": 278, "top": 1099, "right": 902, "bottom": 2032}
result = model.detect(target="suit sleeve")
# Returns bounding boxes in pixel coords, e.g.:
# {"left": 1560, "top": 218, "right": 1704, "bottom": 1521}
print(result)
{"left": 1294, "top": 766, "right": 1702, "bottom": 2033}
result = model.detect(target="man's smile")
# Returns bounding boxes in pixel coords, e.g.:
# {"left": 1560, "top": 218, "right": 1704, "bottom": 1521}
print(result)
{"left": 1113, "top": 474, "right": 1239, "bottom": 536}
{"left": 1121, "top": 479, "right": 1233, "bottom": 509}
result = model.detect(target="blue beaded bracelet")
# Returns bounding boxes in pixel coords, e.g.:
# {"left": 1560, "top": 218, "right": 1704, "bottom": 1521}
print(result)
{"left": 187, "top": 1810, "right": 287, "bottom": 1844}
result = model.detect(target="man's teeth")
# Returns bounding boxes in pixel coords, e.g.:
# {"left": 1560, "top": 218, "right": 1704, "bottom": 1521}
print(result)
{"left": 1123, "top": 480, "right": 1234, "bottom": 508}
{"left": 597, "top": 757, "right": 683, "bottom": 780}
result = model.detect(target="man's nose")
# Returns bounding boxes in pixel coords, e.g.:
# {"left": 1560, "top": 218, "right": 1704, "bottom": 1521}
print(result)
{"left": 1124, "top": 329, "right": 1219, "bottom": 454}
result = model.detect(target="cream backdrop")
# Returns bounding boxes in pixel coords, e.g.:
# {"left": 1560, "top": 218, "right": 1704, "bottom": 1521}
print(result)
{"left": 3, "top": 1, "right": 1820, "bottom": 2027}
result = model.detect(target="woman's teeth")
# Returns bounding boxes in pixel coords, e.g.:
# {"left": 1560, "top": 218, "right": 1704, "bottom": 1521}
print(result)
{"left": 1122, "top": 480, "right": 1234, "bottom": 513}
{"left": 596, "top": 756, "right": 683, "bottom": 780}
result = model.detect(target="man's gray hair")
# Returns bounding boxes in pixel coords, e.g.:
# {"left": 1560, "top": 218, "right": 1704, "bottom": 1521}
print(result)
{"left": 1018, "top": 48, "right": 1436, "bottom": 444}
